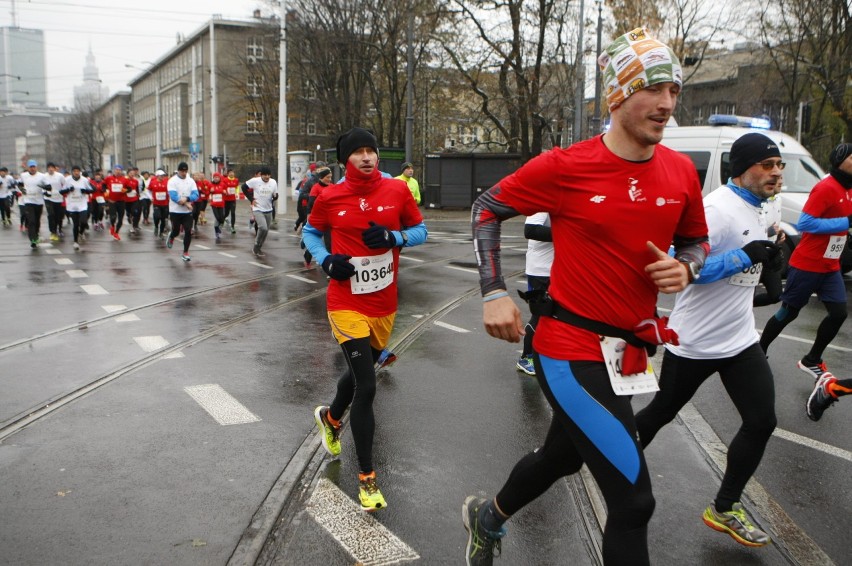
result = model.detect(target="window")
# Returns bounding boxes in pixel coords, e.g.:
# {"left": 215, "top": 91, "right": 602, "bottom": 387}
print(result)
{"left": 307, "top": 119, "right": 316, "bottom": 135}
{"left": 247, "top": 38, "right": 264, "bottom": 62}
{"left": 247, "top": 76, "right": 263, "bottom": 97}
{"left": 247, "top": 111, "right": 264, "bottom": 134}
{"left": 679, "top": 151, "right": 712, "bottom": 188}
{"left": 247, "top": 147, "right": 264, "bottom": 163}
{"left": 301, "top": 78, "right": 316, "bottom": 99}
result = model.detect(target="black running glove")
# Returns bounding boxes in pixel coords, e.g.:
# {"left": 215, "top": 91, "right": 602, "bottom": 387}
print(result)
{"left": 322, "top": 254, "right": 355, "bottom": 281}
{"left": 742, "top": 240, "right": 780, "bottom": 266}
{"left": 362, "top": 221, "right": 396, "bottom": 249}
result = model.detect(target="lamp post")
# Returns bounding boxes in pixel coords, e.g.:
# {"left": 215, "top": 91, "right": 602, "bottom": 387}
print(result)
{"left": 572, "top": 0, "right": 585, "bottom": 144}
{"left": 126, "top": 63, "right": 161, "bottom": 169}
{"left": 591, "top": 0, "right": 603, "bottom": 137}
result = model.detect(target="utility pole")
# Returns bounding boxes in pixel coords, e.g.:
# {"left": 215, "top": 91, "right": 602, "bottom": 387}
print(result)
{"left": 405, "top": 9, "right": 414, "bottom": 164}
{"left": 572, "top": 0, "right": 585, "bottom": 145}
{"left": 591, "top": 0, "right": 603, "bottom": 137}
{"left": 277, "top": 1, "right": 288, "bottom": 215}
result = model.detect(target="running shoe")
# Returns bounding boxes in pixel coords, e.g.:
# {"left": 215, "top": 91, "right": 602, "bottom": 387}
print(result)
{"left": 73, "top": 242, "right": 80, "bottom": 250}
{"left": 462, "top": 496, "right": 505, "bottom": 566}
{"left": 516, "top": 356, "right": 536, "bottom": 376}
{"left": 167, "top": 237, "right": 174, "bottom": 249}
{"left": 112, "top": 231, "right": 121, "bottom": 241}
{"left": 304, "top": 261, "right": 312, "bottom": 269}
{"left": 702, "top": 502, "right": 770, "bottom": 547}
{"left": 230, "top": 227, "right": 236, "bottom": 234}
{"left": 49, "top": 233, "right": 59, "bottom": 242}
{"left": 797, "top": 359, "right": 829, "bottom": 382}
{"left": 181, "top": 253, "right": 191, "bottom": 262}
{"left": 358, "top": 472, "right": 386, "bottom": 512}
{"left": 313, "top": 406, "right": 341, "bottom": 457}
{"left": 30, "top": 240, "right": 37, "bottom": 249}
{"left": 254, "top": 248, "right": 265, "bottom": 258}
{"left": 806, "top": 374, "right": 838, "bottom": 422}
{"left": 377, "top": 349, "right": 397, "bottom": 368}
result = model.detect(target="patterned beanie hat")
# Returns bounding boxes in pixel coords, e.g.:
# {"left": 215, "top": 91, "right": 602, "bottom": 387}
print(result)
{"left": 598, "top": 27, "right": 682, "bottom": 111}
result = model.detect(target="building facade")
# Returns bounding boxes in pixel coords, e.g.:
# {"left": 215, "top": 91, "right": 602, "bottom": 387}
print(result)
{"left": 0, "top": 26, "right": 47, "bottom": 107}
{"left": 95, "top": 92, "right": 132, "bottom": 171}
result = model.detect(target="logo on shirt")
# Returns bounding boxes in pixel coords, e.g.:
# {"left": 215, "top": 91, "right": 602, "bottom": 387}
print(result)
{"left": 628, "top": 178, "right": 646, "bottom": 202}
{"left": 377, "top": 205, "right": 396, "bottom": 212}
{"left": 337, "top": 211, "right": 347, "bottom": 216}
{"left": 359, "top": 198, "right": 372, "bottom": 212}
{"left": 590, "top": 195, "right": 606, "bottom": 203}
{"left": 742, "top": 229, "right": 750, "bottom": 236}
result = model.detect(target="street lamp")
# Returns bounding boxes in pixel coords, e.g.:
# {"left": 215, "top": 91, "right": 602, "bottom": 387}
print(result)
{"left": 126, "top": 63, "right": 161, "bottom": 169}
{"left": 591, "top": 0, "right": 603, "bottom": 137}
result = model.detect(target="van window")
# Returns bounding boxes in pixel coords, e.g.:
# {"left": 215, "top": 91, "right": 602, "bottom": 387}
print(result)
{"left": 679, "top": 151, "right": 711, "bottom": 187}
{"left": 782, "top": 155, "right": 824, "bottom": 193}
{"left": 721, "top": 152, "right": 732, "bottom": 185}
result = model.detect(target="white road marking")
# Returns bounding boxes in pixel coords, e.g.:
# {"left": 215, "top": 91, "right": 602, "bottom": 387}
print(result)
{"left": 398, "top": 255, "right": 424, "bottom": 262}
{"left": 164, "top": 351, "right": 185, "bottom": 359}
{"left": 218, "top": 252, "right": 237, "bottom": 258}
{"left": 773, "top": 428, "right": 852, "bottom": 463}
{"left": 133, "top": 335, "right": 170, "bottom": 352}
{"left": 80, "top": 284, "right": 108, "bottom": 295}
{"left": 411, "top": 314, "right": 423, "bottom": 319}
{"left": 249, "top": 261, "right": 273, "bottom": 269}
{"left": 184, "top": 384, "right": 261, "bottom": 425}
{"left": 286, "top": 274, "right": 316, "bottom": 284}
{"left": 195, "top": 244, "right": 210, "bottom": 250}
{"left": 115, "top": 313, "right": 140, "bottom": 322}
{"left": 427, "top": 231, "right": 451, "bottom": 235}
{"left": 306, "top": 478, "right": 419, "bottom": 565}
{"left": 44, "top": 248, "right": 61, "bottom": 255}
{"left": 434, "top": 321, "right": 471, "bottom": 333}
{"left": 445, "top": 265, "right": 478, "bottom": 274}
{"left": 65, "top": 269, "right": 88, "bottom": 279}
{"left": 101, "top": 305, "right": 126, "bottom": 313}
{"left": 54, "top": 258, "right": 74, "bottom": 265}
{"left": 775, "top": 332, "right": 852, "bottom": 353}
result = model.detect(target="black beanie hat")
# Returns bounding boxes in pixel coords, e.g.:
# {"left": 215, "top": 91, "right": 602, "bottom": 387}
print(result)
{"left": 336, "top": 127, "right": 378, "bottom": 164}
{"left": 829, "top": 143, "right": 852, "bottom": 169}
{"left": 729, "top": 133, "right": 781, "bottom": 178}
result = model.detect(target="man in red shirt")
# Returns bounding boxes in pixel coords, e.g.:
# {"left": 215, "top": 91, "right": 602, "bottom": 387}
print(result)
{"left": 463, "top": 28, "right": 709, "bottom": 565}
{"left": 208, "top": 173, "right": 227, "bottom": 241}
{"left": 760, "top": 142, "right": 852, "bottom": 420}
{"left": 124, "top": 167, "right": 141, "bottom": 235}
{"left": 303, "top": 127, "right": 427, "bottom": 512}
{"left": 192, "top": 172, "right": 211, "bottom": 234}
{"left": 88, "top": 170, "right": 107, "bottom": 231}
{"left": 104, "top": 165, "right": 127, "bottom": 240}
{"left": 222, "top": 169, "right": 239, "bottom": 233}
{"left": 149, "top": 169, "right": 170, "bottom": 238}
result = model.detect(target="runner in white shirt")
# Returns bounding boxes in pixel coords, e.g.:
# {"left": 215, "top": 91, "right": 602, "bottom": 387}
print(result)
{"left": 634, "top": 133, "right": 785, "bottom": 548}
{"left": 244, "top": 166, "right": 278, "bottom": 258}
{"left": 20, "top": 159, "right": 49, "bottom": 248}
{"left": 516, "top": 212, "right": 553, "bottom": 376}
{"left": 166, "top": 162, "right": 199, "bottom": 261}
{"left": 61, "top": 166, "right": 93, "bottom": 250}
{"left": 0, "top": 167, "right": 13, "bottom": 225}
{"left": 43, "top": 162, "right": 67, "bottom": 241}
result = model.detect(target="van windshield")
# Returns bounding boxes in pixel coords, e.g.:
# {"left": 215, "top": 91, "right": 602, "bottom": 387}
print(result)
{"left": 721, "top": 152, "right": 824, "bottom": 194}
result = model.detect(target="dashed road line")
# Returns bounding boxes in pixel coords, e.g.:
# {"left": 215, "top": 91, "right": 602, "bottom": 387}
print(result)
{"left": 775, "top": 332, "right": 851, "bottom": 353}
{"left": 65, "top": 269, "right": 88, "bottom": 278}
{"left": 249, "top": 261, "right": 273, "bottom": 269}
{"left": 219, "top": 252, "right": 237, "bottom": 258}
{"left": 44, "top": 248, "right": 61, "bottom": 255}
{"left": 133, "top": 335, "right": 170, "bottom": 352}
{"left": 101, "top": 305, "right": 127, "bottom": 313}
{"left": 434, "top": 320, "right": 471, "bottom": 333}
{"left": 286, "top": 274, "right": 316, "bottom": 284}
{"left": 115, "top": 313, "right": 140, "bottom": 323}
{"left": 773, "top": 428, "right": 852, "bottom": 463}
{"left": 195, "top": 244, "right": 210, "bottom": 250}
{"left": 398, "top": 255, "right": 424, "bottom": 262}
{"left": 80, "top": 284, "right": 108, "bottom": 295}
{"left": 184, "top": 384, "right": 261, "bottom": 425}
{"left": 445, "top": 265, "right": 478, "bottom": 274}
{"left": 55, "top": 258, "right": 74, "bottom": 265}
{"left": 306, "top": 478, "right": 419, "bottom": 566}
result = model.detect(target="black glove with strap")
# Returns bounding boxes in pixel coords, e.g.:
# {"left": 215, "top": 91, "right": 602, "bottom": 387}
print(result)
{"left": 742, "top": 240, "right": 780, "bottom": 266}
{"left": 361, "top": 221, "right": 396, "bottom": 249}
{"left": 321, "top": 254, "right": 355, "bottom": 281}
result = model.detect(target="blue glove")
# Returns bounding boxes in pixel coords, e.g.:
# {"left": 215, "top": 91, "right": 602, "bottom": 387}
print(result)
{"left": 322, "top": 254, "right": 355, "bottom": 281}
{"left": 362, "top": 221, "right": 395, "bottom": 249}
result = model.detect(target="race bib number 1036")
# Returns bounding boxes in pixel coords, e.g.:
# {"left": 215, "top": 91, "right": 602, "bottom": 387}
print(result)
{"left": 349, "top": 250, "right": 394, "bottom": 295}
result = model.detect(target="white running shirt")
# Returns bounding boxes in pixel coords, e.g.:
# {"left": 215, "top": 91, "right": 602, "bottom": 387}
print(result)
{"left": 524, "top": 212, "right": 553, "bottom": 277}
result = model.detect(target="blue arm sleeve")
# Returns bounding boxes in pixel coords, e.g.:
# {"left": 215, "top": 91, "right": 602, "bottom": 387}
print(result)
{"left": 393, "top": 222, "right": 428, "bottom": 247}
{"left": 189, "top": 189, "right": 199, "bottom": 202}
{"left": 168, "top": 189, "right": 179, "bottom": 203}
{"left": 797, "top": 212, "right": 849, "bottom": 234}
{"left": 302, "top": 223, "right": 329, "bottom": 265}
{"left": 695, "top": 249, "right": 752, "bottom": 284}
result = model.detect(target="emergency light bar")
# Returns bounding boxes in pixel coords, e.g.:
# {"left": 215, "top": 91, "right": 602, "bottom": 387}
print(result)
{"left": 707, "top": 114, "right": 772, "bottom": 130}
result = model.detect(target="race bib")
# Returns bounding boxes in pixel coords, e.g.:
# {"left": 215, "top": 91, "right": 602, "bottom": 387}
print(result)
{"left": 729, "top": 263, "right": 762, "bottom": 287}
{"left": 68, "top": 192, "right": 83, "bottom": 201}
{"left": 211, "top": 194, "right": 223, "bottom": 203}
{"left": 824, "top": 235, "right": 846, "bottom": 259}
{"left": 95, "top": 196, "right": 105, "bottom": 203}
{"left": 349, "top": 250, "right": 394, "bottom": 295}
{"left": 110, "top": 183, "right": 123, "bottom": 194}
{"left": 227, "top": 187, "right": 235, "bottom": 195}
{"left": 155, "top": 192, "right": 166, "bottom": 201}
{"left": 126, "top": 190, "right": 137, "bottom": 198}
{"left": 600, "top": 336, "right": 659, "bottom": 396}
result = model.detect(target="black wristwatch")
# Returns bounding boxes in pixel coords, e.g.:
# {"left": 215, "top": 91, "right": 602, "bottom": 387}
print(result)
{"left": 399, "top": 231, "right": 408, "bottom": 247}
{"left": 681, "top": 261, "right": 700, "bottom": 283}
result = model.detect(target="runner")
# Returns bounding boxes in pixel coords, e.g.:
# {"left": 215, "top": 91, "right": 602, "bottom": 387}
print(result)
{"left": 166, "top": 162, "right": 199, "bottom": 262}
{"left": 515, "top": 212, "right": 552, "bottom": 376}
{"left": 222, "top": 168, "right": 239, "bottom": 233}
{"left": 88, "top": 171, "right": 107, "bottom": 231}
{"left": 301, "top": 166, "right": 332, "bottom": 267}
{"left": 208, "top": 173, "right": 227, "bottom": 241}
{"left": 124, "top": 167, "right": 141, "bottom": 235}
{"left": 43, "top": 162, "right": 66, "bottom": 242}
{"left": 463, "top": 28, "right": 708, "bottom": 566}
{"left": 244, "top": 166, "right": 278, "bottom": 257}
{"left": 139, "top": 170, "right": 152, "bottom": 225}
{"left": 759, "top": 142, "right": 852, "bottom": 401}
{"left": 149, "top": 169, "right": 170, "bottom": 238}
{"left": 0, "top": 167, "right": 13, "bottom": 226}
{"left": 192, "top": 172, "right": 210, "bottom": 234}
{"left": 60, "top": 165, "right": 93, "bottom": 250}
{"left": 303, "top": 127, "right": 427, "bottom": 511}
{"left": 635, "top": 132, "right": 784, "bottom": 548}
{"left": 19, "top": 159, "right": 50, "bottom": 249}
{"left": 104, "top": 165, "right": 127, "bottom": 241}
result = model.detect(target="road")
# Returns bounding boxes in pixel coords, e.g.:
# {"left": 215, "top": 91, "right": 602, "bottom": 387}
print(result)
{"left": 0, "top": 202, "right": 849, "bottom": 565}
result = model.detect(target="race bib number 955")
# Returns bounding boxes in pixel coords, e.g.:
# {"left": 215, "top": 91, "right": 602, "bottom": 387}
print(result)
{"left": 349, "top": 250, "right": 394, "bottom": 294}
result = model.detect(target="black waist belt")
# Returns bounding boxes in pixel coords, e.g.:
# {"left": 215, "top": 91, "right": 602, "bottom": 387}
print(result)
{"left": 524, "top": 291, "right": 652, "bottom": 350}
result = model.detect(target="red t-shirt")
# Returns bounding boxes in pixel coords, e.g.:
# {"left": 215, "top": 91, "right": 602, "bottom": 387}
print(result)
{"left": 104, "top": 175, "right": 126, "bottom": 202}
{"left": 196, "top": 179, "right": 211, "bottom": 201}
{"left": 123, "top": 177, "right": 139, "bottom": 202}
{"left": 89, "top": 179, "right": 106, "bottom": 203}
{"left": 209, "top": 183, "right": 227, "bottom": 208}
{"left": 790, "top": 175, "right": 852, "bottom": 273}
{"left": 495, "top": 136, "right": 707, "bottom": 361}
{"left": 222, "top": 177, "right": 239, "bottom": 202}
{"left": 308, "top": 173, "right": 423, "bottom": 317}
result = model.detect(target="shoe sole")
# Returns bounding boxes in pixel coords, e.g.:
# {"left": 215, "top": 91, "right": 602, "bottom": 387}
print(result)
{"left": 796, "top": 360, "right": 822, "bottom": 382}
{"left": 462, "top": 496, "right": 477, "bottom": 565}
{"left": 806, "top": 377, "right": 835, "bottom": 422}
{"left": 701, "top": 512, "right": 769, "bottom": 547}
{"left": 360, "top": 499, "right": 385, "bottom": 512}
{"left": 378, "top": 354, "right": 397, "bottom": 368}
{"left": 313, "top": 406, "right": 340, "bottom": 457}
{"left": 516, "top": 363, "right": 536, "bottom": 376}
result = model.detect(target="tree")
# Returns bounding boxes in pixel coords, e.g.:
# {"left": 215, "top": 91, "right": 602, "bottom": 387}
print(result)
{"left": 49, "top": 108, "right": 107, "bottom": 171}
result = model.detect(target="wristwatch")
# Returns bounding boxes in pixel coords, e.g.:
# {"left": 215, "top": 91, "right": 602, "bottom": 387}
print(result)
{"left": 399, "top": 231, "right": 408, "bottom": 247}
{"left": 681, "top": 261, "right": 701, "bottom": 283}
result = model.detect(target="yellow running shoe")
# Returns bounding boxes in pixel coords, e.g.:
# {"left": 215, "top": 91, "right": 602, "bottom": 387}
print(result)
{"left": 313, "top": 406, "right": 341, "bottom": 457}
{"left": 358, "top": 472, "right": 386, "bottom": 512}
{"left": 702, "top": 502, "right": 770, "bottom": 547}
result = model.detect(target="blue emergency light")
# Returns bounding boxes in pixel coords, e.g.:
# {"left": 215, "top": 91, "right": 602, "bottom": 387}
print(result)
{"left": 708, "top": 114, "right": 772, "bottom": 130}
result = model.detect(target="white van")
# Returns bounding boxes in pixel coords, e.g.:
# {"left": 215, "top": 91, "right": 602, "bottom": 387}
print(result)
{"left": 661, "top": 115, "right": 851, "bottom": 273}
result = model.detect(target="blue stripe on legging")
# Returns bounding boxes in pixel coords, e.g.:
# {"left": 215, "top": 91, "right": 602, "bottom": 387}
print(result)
{"left": 539, "top": 354, "right": 640, "bottom": 484}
